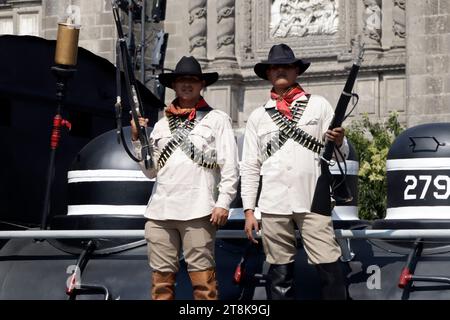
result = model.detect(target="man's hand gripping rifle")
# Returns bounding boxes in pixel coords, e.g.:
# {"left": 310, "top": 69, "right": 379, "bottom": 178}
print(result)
{"left": 112, "top": 0, "right": 154, "bottom": 169}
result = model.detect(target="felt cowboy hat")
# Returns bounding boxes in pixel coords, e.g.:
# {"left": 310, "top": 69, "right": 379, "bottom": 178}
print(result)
{"left": 254, "top": 43, "right": 310, "bottom": 80}
{"left": 158, "top": 56, "right": 219, "bottom": 88}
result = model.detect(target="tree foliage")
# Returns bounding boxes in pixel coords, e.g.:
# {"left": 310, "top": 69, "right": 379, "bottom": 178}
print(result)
{"left": 346, "top": 112, "right": 404, "bottom": 220}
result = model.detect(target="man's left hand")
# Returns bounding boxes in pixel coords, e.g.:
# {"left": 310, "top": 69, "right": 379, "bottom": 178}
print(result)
{"left": 326, "top": 127, "right": 345, "bottom": 147}
{"left": 210, "top": 207, "right": 229, "bottom": 227}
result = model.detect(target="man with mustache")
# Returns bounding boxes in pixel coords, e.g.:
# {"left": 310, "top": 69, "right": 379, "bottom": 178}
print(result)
{"left": 240, "top": 44, "right": 348, "bottom": 300}
{"left": 131, "top": 56, "right": 239, "bottom": 300}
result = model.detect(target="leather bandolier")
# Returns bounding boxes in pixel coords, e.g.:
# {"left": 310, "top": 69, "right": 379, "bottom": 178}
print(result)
{"left": 157, "top": 111, "right": 218, "bottom": 170}
{"left": 262, "top": 97, "right": 324, "bottom": 163}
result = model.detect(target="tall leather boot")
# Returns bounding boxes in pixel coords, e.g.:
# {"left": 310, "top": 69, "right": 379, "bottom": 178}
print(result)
{"left": 151, "top": 271, "right": 176, "bottom": 300}
{"left": 268, "top": 262, "right": 295, "bottom": 300}
{"left": 188, "top": 268, "right": 218, "bottom": 300}
{"left": 315, "top": 260, "right": 347, "bottom": 300}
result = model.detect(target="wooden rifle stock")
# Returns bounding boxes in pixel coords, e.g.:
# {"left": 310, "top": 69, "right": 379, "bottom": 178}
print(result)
{"left": 310, "top": 43, "right": 364, "bottom": 216}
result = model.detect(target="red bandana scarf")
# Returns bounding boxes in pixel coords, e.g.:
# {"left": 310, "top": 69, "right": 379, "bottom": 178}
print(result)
{"left": 165, "top": 96, "right": 209, "bottom": 121}
{"left": 270, "top": 84, "right": 306, "bottom": 119}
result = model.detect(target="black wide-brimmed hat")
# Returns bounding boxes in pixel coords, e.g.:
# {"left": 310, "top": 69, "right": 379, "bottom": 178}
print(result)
{"left": 158, "top": 56, "right": 219, "bottom": 88}
{"left": 254, "top": 44, "right": 310, "bottom": 80}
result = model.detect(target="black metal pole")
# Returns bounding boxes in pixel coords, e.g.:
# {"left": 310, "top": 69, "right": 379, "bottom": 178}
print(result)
{"left": 140, "top": 0, "right": 146, "bottom": 84}
{"left": 40, "top": 66, "right": 76, "bottom": 230}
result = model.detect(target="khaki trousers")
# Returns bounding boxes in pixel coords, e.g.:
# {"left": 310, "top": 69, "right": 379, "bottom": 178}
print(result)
{"left": 261, "top": 212, "right": 341, "bottom": 265}
{"left": 145, "top": 216, "right": 216, "bottom": 273}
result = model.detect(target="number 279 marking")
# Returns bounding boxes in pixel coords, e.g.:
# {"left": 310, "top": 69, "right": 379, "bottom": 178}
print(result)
{"left": 404, "top": 175, "right": 450, "bottom": 200}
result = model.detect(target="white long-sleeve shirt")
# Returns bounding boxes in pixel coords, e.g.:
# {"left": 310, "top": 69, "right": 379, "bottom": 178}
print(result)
{"left": 240, "top": 94, "right": 349, "bottom": 215}
{"left": 133, "top": 109, "right": 239, "bottom": 221}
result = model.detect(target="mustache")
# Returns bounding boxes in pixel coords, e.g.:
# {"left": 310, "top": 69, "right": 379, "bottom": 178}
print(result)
{"left": 275, "top": 72, "right": 288, "bottom": 78}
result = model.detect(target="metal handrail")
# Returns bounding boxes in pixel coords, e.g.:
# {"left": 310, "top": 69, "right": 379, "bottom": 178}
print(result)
{"left": 3, "top": 229, "right": 450, "bottom": 240}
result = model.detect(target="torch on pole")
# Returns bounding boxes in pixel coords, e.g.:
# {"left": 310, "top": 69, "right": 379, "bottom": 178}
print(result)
{"left": 40, "top": 22, "right": 80, "bottom": 230}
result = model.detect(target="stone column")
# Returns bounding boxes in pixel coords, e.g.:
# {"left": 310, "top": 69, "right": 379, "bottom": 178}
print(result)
{"left": 216, "top": 0, "right": 236, "bottom": 61}
{"left": 188, "top": 0, "right": 207, "bottom": 64}
{"left": 406, "top": 0, "right": 450, "bottom": 126}
{"left": 204, "top": 0, "right": 241, "bottom": 126}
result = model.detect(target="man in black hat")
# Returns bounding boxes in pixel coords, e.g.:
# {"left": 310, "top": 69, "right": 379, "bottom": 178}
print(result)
{"left": 240, "top": 43, "right": 348, "bottom": 300}
{"left": 131, "top": 56, "right": 239, "bottom": 300}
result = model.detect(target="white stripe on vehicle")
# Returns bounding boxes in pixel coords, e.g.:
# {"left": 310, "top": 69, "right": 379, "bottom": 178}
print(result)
{"left": 68, "top": 205, "right": 147, "bottom": 215}
{"left": 68, "top": 170, "right": 155, "bottom": 183}
{"left": 386, "top": 206, "right": 450, "bottom": 219}
{"left": 387, "top": 158, "right": 450, "bottom": 171}
{"left": 332, "top": 206, "right": 359, "bottom": 221}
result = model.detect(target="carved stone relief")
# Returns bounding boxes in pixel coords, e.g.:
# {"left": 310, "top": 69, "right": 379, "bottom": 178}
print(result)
{"left": 216, "top": 0, "right": 236, "bottom": 60}
{"left": 392, "top": 0, "right": 405, "bottom": 39}
{"left": 250, "top": 0, "right": 352, "bottom": 62}
{"left": 270, "top": 0, "right": 339, "bottom": 38}
{"left": 188, "top": 0, "right": 207, "bottom": 61}
{"left": 362, "top": 0, "right": 381, "bottom": 45}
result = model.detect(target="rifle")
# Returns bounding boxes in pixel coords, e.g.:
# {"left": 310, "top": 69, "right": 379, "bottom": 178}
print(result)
{"left": 310, "top": 41, "right": 365, "bottom": 216}
{"left": 112, "top": 0, "right": 155, "bottom": 169}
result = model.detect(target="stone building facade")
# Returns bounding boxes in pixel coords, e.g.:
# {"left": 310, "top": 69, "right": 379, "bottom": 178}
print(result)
{"left": 0, "top": 0, "right": 449, "bottom": 128}
{"left": 0, "top": 0, "right": 115, "bottom": 62}
{"left": 164, "top": 0, "right": 449, "bottom": 128}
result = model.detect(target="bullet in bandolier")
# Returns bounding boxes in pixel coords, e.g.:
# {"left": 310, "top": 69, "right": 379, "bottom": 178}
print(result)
{"left": 194, "top": 150, "right": 202, "bottom": 164}
{"left": 314, "top": 144, "right": 322, "bottom": 153}
{"left": 160, "top": 153, "right": 168, "bottom": 165}
{"left": 158, "top": 117, "right": 217, "bottom": 170}
{"left": 177, "top": 133, "right": 185, "bottom": 143}
{"left": 280, "top": 120, "right": 290, "bottom": 132}
{"left": 190, "top": 143, "right": 195, "bottom": 159}
{"left": 193, "top": 149, "right": 201, "bottom": 163}
{"left": 292, "top": 128, "right": 302, "bottom": 141}
{"left": 211, "top": 150, "right": 217, "bottom": 164}
{"left": 207, "top": 150, "right": 217, "bottom": 169}
{"left": 278, "top": 131, "right": 287, "bottom": 143}
{"left": 305, "top": 138, "right": 312, "bottom": 149}
{"left": 285, "top": 125, "right": 295, "bottom": 138}
{"left": 159, "top": 154, "right": 165, "bottom": 164}
{"left": 263, "top": 101, "right": 326, "bottom": 159}
{"left": 273, "top": 113, "right": 282, "bottom": 123}
{"left": 298, "top": 132, "right": 306, "bottom": 144}
{"left": 303, "top": 134, "right": 310, "bottom": 145}
{"left": 160, "top": 148, "right": 168, "bottom": 161}
{"left": 180, "top": 140, "right": 188, "bottom": 151}
{"left": 274, "top": 121, "right": 283, "bottom": 130}
{"left": 165, "top": 142, "right": 174, "bottom": 154}
{"left": 274, "top": 117, "right": 283, "bottom": 126}
{"left": 315, "top": 137, "right": 321, "bottom": 146}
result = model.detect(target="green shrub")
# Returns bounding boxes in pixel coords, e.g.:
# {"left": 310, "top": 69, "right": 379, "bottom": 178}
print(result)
{"left": 346, "top": 112, "right": 404, "bottom": 220}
